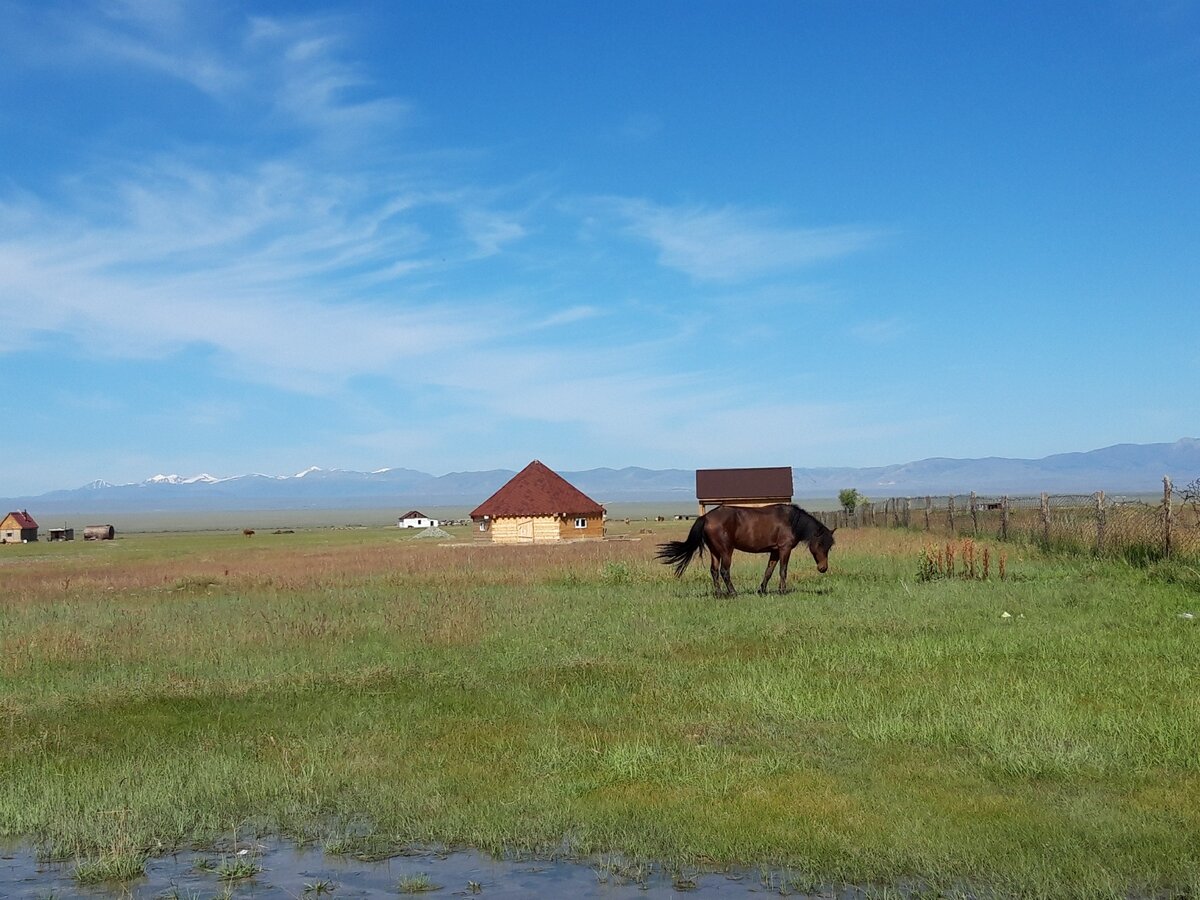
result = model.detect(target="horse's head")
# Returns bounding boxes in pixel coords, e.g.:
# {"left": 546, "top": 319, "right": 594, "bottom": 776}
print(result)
{"left": 808, "top": 527, "right": 836, "bottom": 573}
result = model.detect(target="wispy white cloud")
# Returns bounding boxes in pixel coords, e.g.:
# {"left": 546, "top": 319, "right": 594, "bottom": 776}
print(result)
{"left": 246, "top": 16, "right": 411, "bottom": 136}
{"left": 48, "top": 1, "right": 247, "bottom": 97}
{"left": 532, "top": 305, "right": 603, "bottom": 329}
{"left": 459, "top": 208, "right": 528, "bottom": 257}
{"left": 0, "top": 4, "right": 892, "bottom": 481}
{"left": 28, "top": 5, "right": 407, "bottom": 142}
{"left": 850, "top": 317, "right": 910, "bottom": 344}
{"left": 605, "top": 198, "right": 880, "bottom": 282}
{"left": 0, "top": 8, "right": 499, "bottom": 391}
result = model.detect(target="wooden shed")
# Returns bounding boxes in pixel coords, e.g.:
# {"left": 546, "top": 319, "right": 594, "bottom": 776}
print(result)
{"left": 48, "top": 527, "right": 75, "bottom": 542}
{"left": 1, "top": 510, "right": 38, "bottom": 543}
{"left": 471, "top": 460, "right": 605, "bottom": 544}
{"left": 695, "top": 467, "right": 793, "bottom": 515}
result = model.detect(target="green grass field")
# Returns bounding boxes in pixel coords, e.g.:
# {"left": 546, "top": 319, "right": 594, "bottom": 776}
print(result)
{"left": 2, "top": 523, "right": 1198, "bottom": 897}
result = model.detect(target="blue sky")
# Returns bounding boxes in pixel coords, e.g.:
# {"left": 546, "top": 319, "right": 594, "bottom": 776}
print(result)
{"left": 2, "top": 0, "right": 1198, "bottom": 496}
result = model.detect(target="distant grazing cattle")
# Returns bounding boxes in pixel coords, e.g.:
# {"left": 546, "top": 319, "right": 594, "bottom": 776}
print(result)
{"left": 243, "top": 529, "right": 255, "bottom": 537}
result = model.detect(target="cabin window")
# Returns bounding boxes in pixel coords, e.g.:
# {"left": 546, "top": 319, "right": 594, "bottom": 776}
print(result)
{"left": 478, "top": 521, "right": 489, "bottom": 532}
{"left": 574, "top": 517, "right": 587, "bottom": 529}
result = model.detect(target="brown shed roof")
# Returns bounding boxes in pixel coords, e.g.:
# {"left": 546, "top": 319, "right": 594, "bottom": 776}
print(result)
{"left": 470, "top": 461, "right": 605, "bottom": 519}
{"left": 695, "top": 467, "right": 793, "bottom": 502}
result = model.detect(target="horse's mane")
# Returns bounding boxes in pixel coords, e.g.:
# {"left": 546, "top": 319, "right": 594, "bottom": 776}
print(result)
{"left": 786, "top": 504, "right": 830, "bottom": 541}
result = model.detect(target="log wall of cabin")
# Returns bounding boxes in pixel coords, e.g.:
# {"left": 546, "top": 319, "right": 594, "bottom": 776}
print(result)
{"left": 558, "top": 513, "right": 604, "bottom": 540}
{"left": 478, "top": 514, "right": 604, "bottom": 543}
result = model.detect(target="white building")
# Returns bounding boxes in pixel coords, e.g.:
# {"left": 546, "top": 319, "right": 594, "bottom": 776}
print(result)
{"left": 397, "top": 510, "right": 439, "bottom": 529}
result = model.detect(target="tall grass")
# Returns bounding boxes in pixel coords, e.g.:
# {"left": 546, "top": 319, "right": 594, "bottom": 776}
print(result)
{"left": 1, "top": 524, "right": 1198, "bottom": 897}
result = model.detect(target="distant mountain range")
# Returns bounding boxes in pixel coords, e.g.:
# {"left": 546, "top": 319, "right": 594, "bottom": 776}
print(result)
{"left": 4, "top": 439, "right": 1198, "bottom": 514}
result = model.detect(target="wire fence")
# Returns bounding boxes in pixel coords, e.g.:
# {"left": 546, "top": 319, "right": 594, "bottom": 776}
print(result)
{"left": 823, "top": 477, "right": 1200, "bottom": 562}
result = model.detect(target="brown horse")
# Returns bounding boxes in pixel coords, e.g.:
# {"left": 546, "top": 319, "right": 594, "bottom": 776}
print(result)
{"left": 655, "top": 504, "right": 835, "bottom": 595}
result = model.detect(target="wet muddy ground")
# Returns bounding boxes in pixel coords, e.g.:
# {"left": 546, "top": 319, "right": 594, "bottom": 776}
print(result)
{"left": 0, "top": 838, "right": 845, "bottom": 899}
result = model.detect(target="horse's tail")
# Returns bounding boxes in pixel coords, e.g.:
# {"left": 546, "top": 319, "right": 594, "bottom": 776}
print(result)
{"left": 655, "top": 515, "right": 707, "bottom": 577}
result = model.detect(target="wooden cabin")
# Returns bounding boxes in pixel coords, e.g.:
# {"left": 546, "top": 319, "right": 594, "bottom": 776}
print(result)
{"left": 1, "top": 510, "right": 39, "bottom": 543}
{"left": 695, "top": 467, "right": 793, "bottom": 515}
{"left": 471, "top": 460, "right": 605, "bottom": 543}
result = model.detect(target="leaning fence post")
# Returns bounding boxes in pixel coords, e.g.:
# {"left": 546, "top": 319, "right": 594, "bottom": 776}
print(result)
{"left": 1001, "top": 495, "right": 1010, "bottom": 541}
{"left": 1164, "top": 476, "right": 1173, "bottom": 558}
{"left": 1040, "top": 492, "right": 1050, "bottom": 546}
{"left": 1095, "top": 491, "right": 1106, "bottom": 556}
{"left": 892, "top": 497, "right": 901, "bottom": 528}
{"left": 948, "top": 495, "right": 956, "bottom": 533}
{"left": 924, "top": 496, "right": 932, "bottom": 531}
{"left": 970, "top": 491, "right": 979, "bottom": 535}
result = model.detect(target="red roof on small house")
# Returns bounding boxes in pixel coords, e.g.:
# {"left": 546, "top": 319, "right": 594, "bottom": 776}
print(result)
{"left": 470, "top": 461, "right": 604, "bottom": 519}
{"left": 5, "top": 510, "right": 38, "bottom": 529}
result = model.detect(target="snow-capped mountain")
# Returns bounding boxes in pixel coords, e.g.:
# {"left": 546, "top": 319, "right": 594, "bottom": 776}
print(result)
{"left": 3, "top": 439, "right": 1198, "bottom": 514}
{"left": 145, "top": 473, "right": 225, "bottom": 485}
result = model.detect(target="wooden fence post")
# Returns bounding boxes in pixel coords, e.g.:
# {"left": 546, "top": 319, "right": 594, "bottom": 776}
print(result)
{"left": 1001, "top": 495, "right": 1010, "bottom": 541}
{"left": 892, "top": 497, "right": 901, "bottom": 528}
{"left": 970, "top": 491, "right": 979, "bottom": 535}
{"left": 948, "top": 495, "right": 956, "bottom": 533}
{"left": 1095, "top": 491, "right": 1106, "bottom": 555}
{"left": 1040, "top": 492, "right": 1050, "bottom": 546}
{"left": 924, "top": 496, "right": 932, "bottom": 531}
{"left": 1164, "top": 476, "right": 1173, "bottom": 559}
{"left": 904, "top": 497, "right": 912, "bottom": 528}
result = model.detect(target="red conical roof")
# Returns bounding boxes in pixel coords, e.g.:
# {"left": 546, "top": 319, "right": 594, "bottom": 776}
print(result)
{"left": 470, "top": 461, "right": 604, "bottom": 519}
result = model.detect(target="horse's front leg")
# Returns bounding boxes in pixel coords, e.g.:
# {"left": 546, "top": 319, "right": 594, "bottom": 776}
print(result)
{"left": 758, "top": 551, "right": 780, "bottom": 594}
{"left": 777, "top": 547, "right": 792, "bottom": 593}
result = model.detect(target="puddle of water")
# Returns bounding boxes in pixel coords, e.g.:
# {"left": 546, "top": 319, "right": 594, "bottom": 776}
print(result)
{"left": 0, "top": 838, "right": 836, "bottom": 899}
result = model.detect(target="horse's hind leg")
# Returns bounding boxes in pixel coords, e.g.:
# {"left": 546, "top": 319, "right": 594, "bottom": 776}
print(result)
{"left": 758, "top": 551, "right": 779, "bottom": 594}
{"left": 709, "top": 553, "right": 722, "bottom": 594}
{"left": 720, "top": 552, "right": 736, "bottom": 595}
